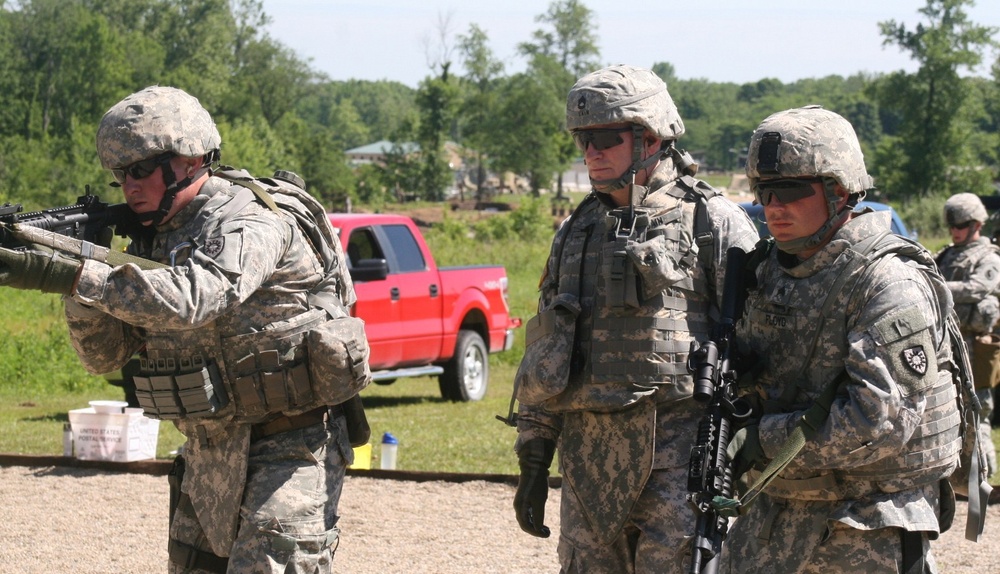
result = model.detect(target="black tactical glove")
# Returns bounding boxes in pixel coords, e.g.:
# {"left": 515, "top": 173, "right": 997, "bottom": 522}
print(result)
{"left": 726, "top": 425, "right": 765, "bottom": 479}
{"left": 513, "top": 437, "right": 556, "bottom": 538}
{"left": 0, "top": 246, "right": 81, "bottom": 295}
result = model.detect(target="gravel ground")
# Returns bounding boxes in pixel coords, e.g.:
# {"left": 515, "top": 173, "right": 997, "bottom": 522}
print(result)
{"left": 0, "top": 464, "right": 998, "bottom": 573}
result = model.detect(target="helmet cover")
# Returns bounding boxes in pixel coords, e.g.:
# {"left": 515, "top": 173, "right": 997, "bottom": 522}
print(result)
{"left": 97, "top": 85, "right": 221, "bottom": 169}
{"left": 944, "top": 192, "right": 988, "bottom": 226}
{"left": 566, "top": 64, "right": 684, "bottom": 140}
{"left": 746, "top": 105, "right": 873, "bottom": 193}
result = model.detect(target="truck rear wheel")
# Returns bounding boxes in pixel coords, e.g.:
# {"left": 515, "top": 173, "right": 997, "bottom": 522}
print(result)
{"left": 439, "top": 330, "right": 488, "bottom": 402}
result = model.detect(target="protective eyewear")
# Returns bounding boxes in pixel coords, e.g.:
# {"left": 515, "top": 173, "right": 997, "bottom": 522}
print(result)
{"left": 111, "top": 153, "right": 174, "bottom": 184}
{"left": 571, "top": 127, "right": 632, "bottom": 152}
{"left": 948, "top": 220, "right": 974, "bottom": 230}
{"left": 752, "top": 178, "right": 821, "bottom": 206}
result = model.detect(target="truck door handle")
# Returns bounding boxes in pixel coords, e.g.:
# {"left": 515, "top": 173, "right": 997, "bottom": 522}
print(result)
{"left": 429, "top": 284, "right": 439, "bottom": 297}
{"left": 390, "top": 287, "right": 400, "bottom": 301}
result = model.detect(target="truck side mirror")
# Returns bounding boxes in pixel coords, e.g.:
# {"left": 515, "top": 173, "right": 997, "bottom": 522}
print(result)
{"left": 350, "top": 258, "right": 388, "bottom": 282}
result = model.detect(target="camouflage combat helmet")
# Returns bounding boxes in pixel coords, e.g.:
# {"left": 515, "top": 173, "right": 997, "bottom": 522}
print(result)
{"left": 567, "top": 65, "right": 687, "bottom": 193}
{"left": 944, "top": 193, "right": 988, "bottom": 227}
{"left": 746, "top": 105, "right": 872, "bottom": 192}
{"left": 96, "top": 85, "right": 221, "bottom": 170}
{"left": 746, "top": 105, "right": 873, "bottom": 254}
{"left": 97, "top": 86, "right": 221, "bottom": 224}
{"left": 566, "top": 64, "right": 684, "bottom": 139}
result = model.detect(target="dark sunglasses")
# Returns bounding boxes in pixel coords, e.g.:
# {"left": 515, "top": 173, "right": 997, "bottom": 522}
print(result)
{"left": 571, "top": 127, "right": 632, "bottom": 152}
{"left": 948, "top": 220, "right": 975, "bottom": 230}
{"left": 111, "top": 153, "right": 174, "bottom": 184}
{"left": 752, "top": 178, "right": 822, "bottom": 206}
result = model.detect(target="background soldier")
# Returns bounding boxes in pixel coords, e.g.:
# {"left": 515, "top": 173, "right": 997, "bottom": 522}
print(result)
{"left": 936, "top": 192, "right": 1000, "bottom": 478}
{"left": 724, "top": 105, "right": 962, "bottom": 573}
{"left": 510, "top": 64, "right": 758, "bottom": 571}
{"left": 0, "top": 86, "right": 363, "bottom": 573}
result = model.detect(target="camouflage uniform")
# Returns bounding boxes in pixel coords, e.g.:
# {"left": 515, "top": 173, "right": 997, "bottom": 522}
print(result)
{"left": 63, "top": 87, "right": 357, "bottom": 573}
{"left": 724, "top": 106, "right": 961, "bottom": 573}
{"left": 513, "top": 65, "right": 758, "bottom": 573}
{"left": 935, "top": 193, "right": 1000, "bottom": 478}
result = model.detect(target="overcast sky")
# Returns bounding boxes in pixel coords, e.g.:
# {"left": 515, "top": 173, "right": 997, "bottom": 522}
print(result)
{"left": 261, "top": 0, "right": 1000, "bottom": 88}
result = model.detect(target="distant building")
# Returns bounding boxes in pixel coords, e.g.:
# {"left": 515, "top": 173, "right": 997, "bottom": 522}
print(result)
{"left": 344, "top": 140, "right": 465, "bottom": 170}
{"left": 344, "top": 140, "right": 420, "bottom": 166}
{"left": 561, "top": 157, "right": 590, "bottom": 192}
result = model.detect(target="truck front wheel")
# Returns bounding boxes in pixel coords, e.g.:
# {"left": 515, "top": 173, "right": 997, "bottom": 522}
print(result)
{"left": 439, "top": 330, "right": 488, "bottom": 402}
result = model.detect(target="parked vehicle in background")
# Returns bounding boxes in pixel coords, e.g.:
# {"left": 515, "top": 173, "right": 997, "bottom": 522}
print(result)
{"left": 328, "top": 213, "right": 520, "bottom": 401}
{"left": 738, "top": 200, "right": 917, "bottom": 240}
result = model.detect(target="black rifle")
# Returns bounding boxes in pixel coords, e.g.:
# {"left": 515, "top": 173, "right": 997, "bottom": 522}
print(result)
{"left": 0, "top": 188, "right": 148, "bottom": 250}
{"left": 685, "top": 246, "right": 754, "bottom": 574}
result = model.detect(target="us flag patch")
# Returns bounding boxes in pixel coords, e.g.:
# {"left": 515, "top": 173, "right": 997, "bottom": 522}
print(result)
{"left": 902, "top": 346, "right": 928, "bottom": 375}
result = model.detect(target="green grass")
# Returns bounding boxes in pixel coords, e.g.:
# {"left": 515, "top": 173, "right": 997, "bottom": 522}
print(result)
{"left": 353, "top": 364, "right": 523, "bottom": 474}
{"left": 0, "top": 367, "right": 522, "bottom": 473}
{"left": 0, "top": 390, "right": 188, "bottom": 459}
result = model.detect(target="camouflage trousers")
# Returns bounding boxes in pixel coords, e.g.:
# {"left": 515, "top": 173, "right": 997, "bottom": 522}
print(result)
{"left": 557, "top": 464, "right": 694, "bottom": 573}
{"left": 169, "top": 415, "right": 351, "bottom": 574}
{"left": 721, "top": 495, "right": 937, "bottom": 574}
{"left": 976, "top": 387, "right": 996, "bottom": 478}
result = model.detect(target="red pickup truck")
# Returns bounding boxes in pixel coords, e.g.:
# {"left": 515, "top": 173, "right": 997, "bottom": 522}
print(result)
{"left": 328, "top": 213, "right": 520, "bottom": 401}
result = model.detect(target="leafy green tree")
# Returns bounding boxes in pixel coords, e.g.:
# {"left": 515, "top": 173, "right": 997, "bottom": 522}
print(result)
{"left": 299, "top": 80, "right": 417, "bottom": 145}
{"left": 652, "top": 62, "right": 678, "bottom": 88}
{"left": 227, "top": 11, "right": 316, "bottom": 127}
{"left": 3, "top": 0, "right": 133, "bottom": 140}
{"left": 320, "top": 98, "right": 371, "bottom": 151}
{"left": 873, "top": 0, "right": 998, "bottom": 199}
{"left": 414, "top": 71, "right": 460, "bottom": 201}
{"left": 457, "top": 23, "right": 504, "bottom": 201}
{"left": 518, "top": 0, "right": 600, "bottom": 77}
{"left": 276, "top": 117, "right": 357, "bottom": 211}
{"left": 377, "top": 142, "right": 423, "bottom": 202}
{"left": 517, "top": 0, "right": 600, "bottom": 197}
{"left": 486, "top": 71, "right": 564, "bottom": 194}
{"left": 737, "top": 78, "right": 785, "bottom": 104}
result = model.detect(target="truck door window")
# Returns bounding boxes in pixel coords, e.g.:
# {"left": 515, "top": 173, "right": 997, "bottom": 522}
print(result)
{"left": 346, "top": 228, "right": 383, "bottom": 267}
{"left": 382, "top": 224, "right": 426, "bottom": 272}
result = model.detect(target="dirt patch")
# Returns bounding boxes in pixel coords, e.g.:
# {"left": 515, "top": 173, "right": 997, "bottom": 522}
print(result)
{"left": 1, "top": 463, "right": 998, "bottom": 573}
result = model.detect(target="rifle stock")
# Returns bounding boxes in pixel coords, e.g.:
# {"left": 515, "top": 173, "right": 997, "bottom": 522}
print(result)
{"left": 686, "top": 246, "right": 753, "bottom": 574}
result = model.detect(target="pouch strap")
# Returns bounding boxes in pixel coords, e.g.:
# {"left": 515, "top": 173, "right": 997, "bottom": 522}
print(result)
{"left": 168, "top": 539, "right": 229, "bottom": 574}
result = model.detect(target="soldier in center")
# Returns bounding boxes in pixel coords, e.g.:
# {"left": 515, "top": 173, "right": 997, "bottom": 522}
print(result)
{"left": 509, "top": 64, "right": 759, "bottom": 571}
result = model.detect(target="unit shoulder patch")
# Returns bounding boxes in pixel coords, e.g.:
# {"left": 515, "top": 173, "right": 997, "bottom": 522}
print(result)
{"left": 202, "top": 236, "right": 225, "bottom": 259}
{"left": 902, "top": 346, "right": 928, "bottom": 375}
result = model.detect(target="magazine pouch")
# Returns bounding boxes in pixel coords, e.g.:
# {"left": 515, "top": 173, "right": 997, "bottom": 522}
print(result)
{"left": 514, "top": 293, "right": 581, "bottom": 406}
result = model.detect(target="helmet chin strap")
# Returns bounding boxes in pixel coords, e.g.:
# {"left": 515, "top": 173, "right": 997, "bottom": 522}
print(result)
{"left": 589, "top": 125, "right": 663, "bottom": 195}
{"left": 138, "top": 155, "right": 213, "bottom": 225}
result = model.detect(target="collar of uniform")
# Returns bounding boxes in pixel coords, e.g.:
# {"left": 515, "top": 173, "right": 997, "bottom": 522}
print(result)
{"left": 954, "top": 235, "right": 991, "bottom": 251}
{"left": 154, "top": 176, "right": 225, "bottom": 232}
{"left": 779, "top": 210, "right": 892, "bottom": 279}
{"left": 643, "top": 155, "right": 682, "bottom": 193}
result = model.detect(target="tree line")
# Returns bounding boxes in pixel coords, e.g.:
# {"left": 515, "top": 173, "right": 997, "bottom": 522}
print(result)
{"left": 0, "top": 0, "right": 997, "bottom": 236}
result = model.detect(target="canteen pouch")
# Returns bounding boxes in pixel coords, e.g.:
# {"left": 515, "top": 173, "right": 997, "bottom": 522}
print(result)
{"left": 515, "top": 293, "right": 581, "bottom": 406}
{"left": 305, "top": 315, "right": 372, "bottom": 407}
{"left": 972, "top": 333, "right": 1000, "bottom": 389}
{"left": 340, "top": 394, "right": 371, "bottom": 447}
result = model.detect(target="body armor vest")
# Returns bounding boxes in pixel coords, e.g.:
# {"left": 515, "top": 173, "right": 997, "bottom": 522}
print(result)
{"left": 128, "top": 178, "right": 363, "bottom": 438}
{"left": 936, "top": 238, "right": 1000, "bottom": 334}
{"left": 745, "top": 230, "right": 961, "bottom": 500}
{"left": 542, "top": 177, "right": 719, "bottom": 412}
